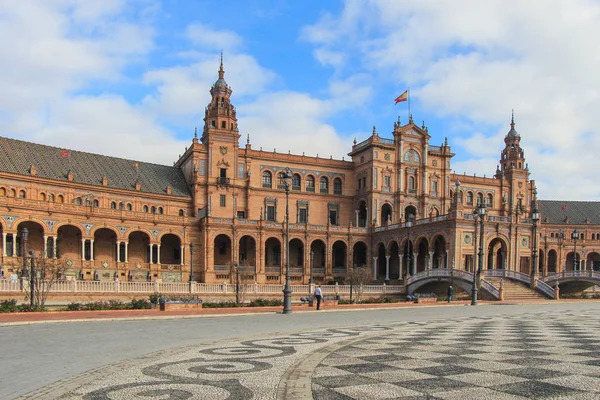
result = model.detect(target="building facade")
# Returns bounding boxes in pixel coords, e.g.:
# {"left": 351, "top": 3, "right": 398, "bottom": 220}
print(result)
{"left": 0, "top": 61, "right": 598, "bottom": 285}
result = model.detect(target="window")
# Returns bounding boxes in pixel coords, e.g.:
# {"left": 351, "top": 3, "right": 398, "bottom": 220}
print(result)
{"left": 320, "top": 177, "right": 329, "bottom": 193}
{"left": 237, "top": 211, "right": 245, "bottom": 219}
{"left": 328, "top": 203, "right": 340, "bottom": 226}
{"left": 408, "top": 176, "right": 416, "bottom": 191}
{"left": 220, "top": 194, "right": 226, "bottom": 207}
{"left": 211, "top": 120, "right": 216, "bottom": 127}
{"left": 179, "top": 209, "right": 184, "bottom": 216}
{"left": 151, "top": 206, "right": 156, "bottom": 214}
{"left": 111, "top": 201, "right": 117, "bottom": 209}
{"left": 373, "top": 151, "right": 378, "bottom": 159}
{"left": 273, "top": 245, "right": 281, "bottom": 265}
{"left": 487, "top": 194, "right": 493, "bottom": 207}
{"left": 466, "top": 192, "right": 473, "bottom": 205}
{"left": 75, "top": 197, "right": 82, "bottom": 206}
{"left": 262, "top": 171, "right": 272, "bottom": 188}
{"left": 158, "top": 207, "right": 164, "bottom": 214}
{"left": 477, "top": 193, "right": 484, "bottom": 207}
{"left": 200, "top": 160, "right": 206, "bottom": 175}
{"left": 329, "top": 210, "right": 338, "bottom": 225}
{"left": 266, "top": 205, "right": 275, "bottom": 221}
{"left": 57, "top": 194, "right": 64, "bottom": 203}
{"left": 221, "top": 121, "right": 226, "bottom": 128}
{"left": 92, "top": 199, "right": 98, "bottom": 208}
{"left": 362, "top": 177, "right": 366, "bottom": 189}
{"left": 292, "top": 174, "right": 301, "bottom": 191}
{"left": 373, "top": 168, "right": 378, "bottom": 189}
{"left": 431, "top": 181, "right": 438, "bottom": 194}
{"left": 143, "top": 205, "right": 149, "bottom": 213}
{"left": 238, "top": 163, "right": 245, "bottom": 179}
{"left": 333, "top": 178, "right": 342, "bottom": 195}
{"left": 306, "top": 176, "right": 315, "bottom": 192}
{"left": 127, "top": 203, "right": 132, "bottom": 211}
{"left": 384, "top": 176, "right": 391, "bottom": 188}
{"left": 18, "top": 190, "right": 25, "bottom": 198}
{"left": 299, "top": 208, "right": 307, "bottom": 223}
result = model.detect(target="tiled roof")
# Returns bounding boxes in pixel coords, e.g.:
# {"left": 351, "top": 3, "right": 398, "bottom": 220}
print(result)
{"left": 539, "top": 200, "right": 600, "bottom": 225}
{"left": 0, "top": 136, "right": 191, "bottom": 197}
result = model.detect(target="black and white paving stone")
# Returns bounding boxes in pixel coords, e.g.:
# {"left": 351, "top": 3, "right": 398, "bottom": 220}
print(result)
{"left": 17, "top": 309, "right": 600, "bottom": 399}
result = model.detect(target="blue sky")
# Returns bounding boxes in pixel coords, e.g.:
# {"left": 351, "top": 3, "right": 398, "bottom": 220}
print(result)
{"left": 1, "top": 0, "right": 600, "bottom": 200}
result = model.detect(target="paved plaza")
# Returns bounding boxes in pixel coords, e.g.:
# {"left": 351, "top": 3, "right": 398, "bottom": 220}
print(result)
{"left": 6, "top": 303, "right": 600, "bottom": 399}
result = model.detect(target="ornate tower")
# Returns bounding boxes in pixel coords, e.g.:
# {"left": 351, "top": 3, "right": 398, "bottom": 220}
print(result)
{"left": 499, "top": 112, "right": 530, "bottom": 215}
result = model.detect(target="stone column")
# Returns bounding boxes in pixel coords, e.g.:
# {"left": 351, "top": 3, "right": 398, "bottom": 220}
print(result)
{"left": 399, "top": 253, "right": 403, "bottom": 278}
{"left": 157, "top": 244, "right": 161, "bottom": 265}
{"left": 12, "top": 234, "right": 16, "bottom": 257}
{"left": 445, "top": 250, "right": 449, "bottom": 268}
{"left": 124, "top": 242, "right": 129, "bottom": 263}
{"left": 52, "top": 236, "right": 57, "bottom": 259}
{"left": 180, "top": 245, "right": 184, "bottom": 265}
{"left": 149, "top": 245, "right": 153, "bottom": 264}
{"left": 116, "top": 241, "right": 121, "bottom": 262}
{"left": 90, "top": 239, "right": 94, "bottom": 261}
{"left": 373, "top": 257, "right": 378, "bottom": 280}
{"left": 385, "top": 255, "right": 390, "bottom": 281}
{"left": 355, "top": 210, "right": 359, "bottom": 227}
{"left": 81, "top": 239, "right": 85, "bottom": 260}
{"left": 413, "top": 253, "right": 418, "bottom": 275}
{"left": 428, "top": 251, "right": 433, "bottom": 269}
{"left": 2, "top": 232, "right": 6, "bottom": 257}
{"left": 43, "top": 236, "right": 48, "bottom": 258}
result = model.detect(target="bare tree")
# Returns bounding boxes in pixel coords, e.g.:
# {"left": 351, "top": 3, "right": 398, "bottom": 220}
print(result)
{"left": 346, "top": 264, "right": 372, "bottom": 302}
{"left": 231, "top": 262, "right": 257, "bottom": 303}
{"left": 23, "top": 253, "right": 66, "bottom": 309}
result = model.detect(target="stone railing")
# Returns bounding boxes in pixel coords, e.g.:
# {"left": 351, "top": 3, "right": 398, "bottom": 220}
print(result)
{"left": 535, "top": 279, "right": 555, "bottom": 298}
{"left": 483, "top": 269, "right": 530, "bottom": 284}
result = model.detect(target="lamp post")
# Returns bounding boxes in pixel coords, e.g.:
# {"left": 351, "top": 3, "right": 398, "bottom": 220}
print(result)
{"left": 21, "top": 228, "right": 28, "bottom": 278}
{"left": 234, "top": 262, "right": 240, "bottom": 304}
{"left": 309, "top": 250, "right": 314, "bottom": 288}
{"left": 471, "top": 201, "right": 486, "bottom": 305}
{"left": 29, "top": 250, "right": 35, "bottom": 308}
{"left": 406, "top": 215, "right": 413, "bottom": 276}
{"left": 572, "top": 230, "right": 579, "bottom": 271}
{"left": 531, "top": 192, "right": 540, "bottom": 287}
{"left": 189, "top": 243, "right": 194, "bottom": 282}
{"left": 281, "top": 167, "right": 293, "bottom": 314}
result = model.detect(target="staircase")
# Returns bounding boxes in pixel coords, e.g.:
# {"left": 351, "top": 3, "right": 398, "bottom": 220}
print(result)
{"left": 485, "top": 277, "right": 549, "bottom": 300}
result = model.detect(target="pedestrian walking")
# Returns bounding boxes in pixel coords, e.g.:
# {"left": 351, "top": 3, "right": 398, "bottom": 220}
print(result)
{"left": 314, "top": 286, "right": 323, "bottom": 310}
{"left": 447, "top": 285, "right": 454, "bottom": 303}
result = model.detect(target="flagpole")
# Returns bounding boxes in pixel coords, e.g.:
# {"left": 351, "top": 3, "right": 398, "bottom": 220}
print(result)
{"left": 408, "top": 87, "right": 411, "bottom": 122}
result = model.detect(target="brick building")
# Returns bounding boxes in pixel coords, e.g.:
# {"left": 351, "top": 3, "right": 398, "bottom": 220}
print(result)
{"left": 0, "top": 61, "right": 598, "bottom": 284}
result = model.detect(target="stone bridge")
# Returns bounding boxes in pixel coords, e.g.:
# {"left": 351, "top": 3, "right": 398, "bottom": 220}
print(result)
{"left": 541, "top": 271, "right": 600, "bottom": 295}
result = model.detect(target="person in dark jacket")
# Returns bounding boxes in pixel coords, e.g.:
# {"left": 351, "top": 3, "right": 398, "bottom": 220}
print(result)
{"left": 447, "top": 285, "right": 454, "bottom": 303}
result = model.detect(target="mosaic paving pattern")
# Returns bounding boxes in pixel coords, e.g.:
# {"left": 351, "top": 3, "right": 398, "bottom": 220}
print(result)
{"left": 313, "top": 312, "right": 600, "bottom": 399}
{"left": 25, "top": 310, "right": 600, "bottom": 399}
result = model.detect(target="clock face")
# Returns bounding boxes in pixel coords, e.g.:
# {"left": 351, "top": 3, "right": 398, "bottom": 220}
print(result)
{"left": 403, "top": 149, "right": 420, "bottom": 163}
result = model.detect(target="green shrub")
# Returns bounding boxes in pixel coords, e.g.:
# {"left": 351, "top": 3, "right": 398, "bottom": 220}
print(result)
{"left": 129, "top": 299, "right": 152, "bottom": 309}
{"left": 84, "top": 301, "right": 108, "bottom": 311}
{"left": 202, "top": 301, "right": 240, "bottom": 308}
{"left": 0, "top": 299, "right": 19, "bottom": 313}
{"left": 66, "top": 302, "right": 82, "bottom": 311}
{"left": 149, "top": 293, "right": 161, "bottom": 305}
{"left": 248, "top": 298, "right": 282, "bottom": 307}
{"left": 18, "top": 304, "right": 45, "bottom": 312}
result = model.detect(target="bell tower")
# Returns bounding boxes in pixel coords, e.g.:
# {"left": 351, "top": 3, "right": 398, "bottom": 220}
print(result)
{"left": 499, "top": 111, "right": 530, "bottom": 215}
{"left": 201, "top": 53, "right": 240, "bottom": 144}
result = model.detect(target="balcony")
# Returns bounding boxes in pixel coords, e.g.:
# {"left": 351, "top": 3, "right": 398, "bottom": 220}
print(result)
{"left": 217, "top": 177, "right": 230, "bottom": 185}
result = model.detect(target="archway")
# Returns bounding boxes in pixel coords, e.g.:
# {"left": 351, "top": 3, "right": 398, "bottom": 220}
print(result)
{"left": 358, "top": 201, "right": 367, "bottom": 227}
{"left": 538, "top": 249, "right": 545, "bottom": 275}
{"left": 352, "top": 241, "right": 367, "bottom": 267}
{"left": 214, "top": 234, "right": 232, "bottom": 271}
{"left": 432, "top": 235, "right": 446, "bottom": 269}
{"left": 56, "top": 225, "right": 82, "bottom": 262}
{"left": 381, "top": 203, "right": 392, "bottom": 226}
{"left": 588, "top": 252, "right": 600, "bottom": 271}
{"left": 128, "top": 231, "right": 151, "bottom": 281}
{"left": 405, "top": 205, "right": 417, "bottom": 221}
{"left": 310, "top": 239, "right": 326, "bottom": 279}
{"left": 376, "top": 243, "right": 386, "bottom": 279}
{"left": 160, "top": 234, "right": 181, "bottom": 264}
{"left": 389, "top": 241, "right": 400, "bottom": 279}
{"left": 548, "top": 249, "right": 557, "bottom": 273}
{"left": 290, "top": 238, "right": 304, "bottom": 273}
{"left": 416, "top": 238, "right": 429, "bottom": 272}
{"left": 238, "top": 235, "right": 257, "bottom": 273}
{"left": 565, "top": 252, "right": 581, "bottom": 272}
{"left": 16, "top": 221, "right": 44, "bottom": 257}
{"left": 94, "top": 228, "right": 117, "bottom": 263}
{"left": 332, "top": 240, "right": 347, "bottom": 277}
{"left": 402, "top": 238, "right": 415, "bottom": 276}
{"left": 487, "top": 238, "right": 508, "bottom": 269}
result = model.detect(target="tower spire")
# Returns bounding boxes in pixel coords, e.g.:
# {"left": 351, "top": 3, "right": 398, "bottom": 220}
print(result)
{"left": 219, "top": 51, "right": 224, "bottom": 79}
{"left": 511, "top": 109, "right": 515, "bottom": 130}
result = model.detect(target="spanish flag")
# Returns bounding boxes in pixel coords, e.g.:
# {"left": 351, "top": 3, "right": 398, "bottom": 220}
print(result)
{"left": 395, "top": 90, "right": 408, "bottom": 104}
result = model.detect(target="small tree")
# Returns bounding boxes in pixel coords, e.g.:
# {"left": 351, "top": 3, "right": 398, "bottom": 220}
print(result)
{"left": 346, "top": 264, "right": 372, "bottom": 302}
{"left": 23, "top": 253, "right": 66, "bottom": 310}
{"left": 231, "top": 262, "right": 256, "bottom": 304}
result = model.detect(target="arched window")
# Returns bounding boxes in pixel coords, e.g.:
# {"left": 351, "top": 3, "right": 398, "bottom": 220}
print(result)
{"left": 262, "top": 171, "right": 272, "bottom": 188}
{"left": 48, "top": 194, "right": 54, "bottom": 202}
{"left": 0, "top": 187, "right": 6, "bottom": 196}
{"left": 158, "top": 207, "right": 164, "bottom": 214}
{"left": 487, "top": 194, "right": 493, "bottom": 207}
{"left": 8, "top": 188, "right": 15, "bottom": 197}
{"left": 408, "top": 176, "right": 415, "bottom": 190}
{"left": 292, "top": 174, "right": 301, "bottom": 191}
{"left": 18, "top": 190, "right": 26, "bottom": 198}
{"left": 551, "top": 233, "right": 555, "bottom": 238}
{"left": 151, "top": 206, "right": 156, "bottom": 214}
{"left": 476, "top": 193, "right": 483, "bottom": 207}
{"left": 57, "top": 194, "right": 64, "bottom": 203}
{"left": 333, "top": 178, "right": 342, "bottom": 195}
{"left": 306, "top": 176, "right": 315, "bottom": 192}
{"left": 39, "top": 193, "right": 46, "bottom": 201}
{"left": 93, "top": 199, "right": 99, "bottom": 208}
{"left": 179, "top": 209, "right": 184, "bottom": 216}
{"left": 466, "top": 192, "right": 474, "bottom": 205}
{"left": 143, "top": 205, "right": 149, "bottom": 213}
{"left": 126, "top": 203, "right": 132, "bottom": 211}
{"left": 119, "top": 202, "right": 124, "bottom": 210}
{"left": 75, "top": 197, "right": 82, "bottom": 206}
{"left": 111, "top": 201, "right": 117, "bottom": 209}
{"left": 320, "top": 177, "right": 329, "bottom": 193}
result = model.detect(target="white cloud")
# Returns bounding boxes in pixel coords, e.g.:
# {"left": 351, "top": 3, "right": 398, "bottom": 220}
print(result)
{"left": 302, "top": 0, "right": 600, "bottom": 199}
{"left": 186, "top": 23, "right": 243, "bottom": 51}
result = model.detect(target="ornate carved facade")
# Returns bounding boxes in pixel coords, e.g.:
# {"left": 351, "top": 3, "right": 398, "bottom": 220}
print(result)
{"left": 1, "top": 61, "right": 598, "bottom": 284}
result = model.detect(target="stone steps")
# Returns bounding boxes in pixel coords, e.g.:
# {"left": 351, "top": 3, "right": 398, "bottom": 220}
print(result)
{"left": 486, "top": 277, "right": 548, "bottom": 300}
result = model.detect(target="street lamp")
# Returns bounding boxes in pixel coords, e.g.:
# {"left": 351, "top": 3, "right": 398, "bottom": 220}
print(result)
{"left": 29, "top": 250, "right": 35, "bottom": 308}
{"left": 21, "top": 228, "right": 28, "bottom": 278}
{"left": 471, "top": 200, "right": 486, "bottom": 305}
{"left": 531, "top": 191, "right": 540, "bottom": 287}
{"left": 281, "top": 167, "right": 293, "bottom": 314}
{"left": 189, "top": 243, "right": 194, "bottom": 282}
{"left": 572, "top": 230, "right": 579, "bottom": 271}
{"left": 406, "top": 215, "right": 413, "bottom": 276}
{"left": 309, "top": 250, "right": 314, "bottom": 287}
{"left": 234, "top": 262, "right": 240, "bottom": 304}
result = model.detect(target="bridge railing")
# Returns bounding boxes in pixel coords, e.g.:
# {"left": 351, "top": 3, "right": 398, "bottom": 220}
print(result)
{"left": 480, "top": 280, "right": 499, "bottom": 299}
{"left": 535, "top": 279, "right": 555, "bottom": 299}
{"left": 407, "top": 268, "right": 502, "bottom": 299}
{"left": 542, "top": 270, "right": 600, "bottom": 283}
